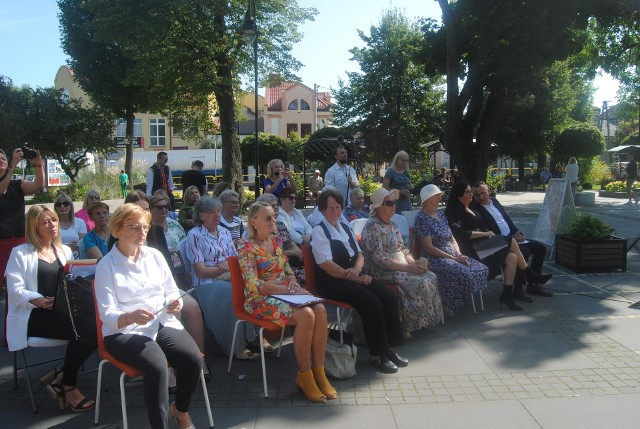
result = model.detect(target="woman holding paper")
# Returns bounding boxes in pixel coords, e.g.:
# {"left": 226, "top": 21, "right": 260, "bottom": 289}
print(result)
{"left": 237, "top": 201, "right": 335, "bottom": 403}
{"left": 5, "top": 204, "right": 97, "bottom": 412}
{"left": 444, "top": 181, "right": 549, "bottom": 311}
{"left": 95, "top": 203, "right": 201, "bottom": 429}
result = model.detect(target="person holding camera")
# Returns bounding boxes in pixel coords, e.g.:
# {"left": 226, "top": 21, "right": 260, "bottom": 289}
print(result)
{"left": 0, "top": 146, "right": 45, "bottom": 278}
{"left": 263, "top": 159, "right": 296, "bottom": 198}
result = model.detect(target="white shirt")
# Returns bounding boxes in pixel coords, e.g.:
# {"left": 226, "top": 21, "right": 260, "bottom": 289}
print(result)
{"left": 565, "top": 164, "right": 579, "bottom": 183}
{"left": 482, "top": 201, "right": 511, "bottom": 236}
{"left": 311, "top": 217, "right": 361, "bottom": 264}
{"left": 277, "top": 208, "right": 312, "bottom": 245}
{"left": 145, "top": 164, "right": 176, "bottom": 197}
{"left": 94, "top": 244, "right": 183, "bottom": 340}
{"left": 324, "top": 162, "right": 359, "bottom": 203}
{"left": 59, "top": 217, "right": 87, "bottom": 246}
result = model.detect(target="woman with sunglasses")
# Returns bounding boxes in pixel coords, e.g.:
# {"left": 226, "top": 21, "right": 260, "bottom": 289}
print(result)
{"left": 0, "top": 147, "right": 45, "bottom": 278}
{"left": 95, "top": 204, "right": 201, "bottom": 429}
{"left": 54, "top": 192, "right": 87, "bottom": 259}
{"left": 75, "top": 190, "right": 101, "bottom": 231}
{"left": 277, "top": 187, "right": 312, "bottom": 245}
{"left": 83, "top": 202, "right": 111, "bottom": 260}
{"left": 150, "top": 193, "right": 186, "bottom": 256}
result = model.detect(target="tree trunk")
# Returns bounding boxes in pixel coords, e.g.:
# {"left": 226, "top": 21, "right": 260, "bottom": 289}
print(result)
{"left": 215, "top": 70, "right": 243, "bottom": 196}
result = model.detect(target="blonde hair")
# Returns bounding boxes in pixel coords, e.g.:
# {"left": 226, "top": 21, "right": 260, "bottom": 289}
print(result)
{"left": 391, "top": 151, "right": 409, "bottom": 171}
{"left": 568, "top": 157, "right": 577, "bottom": 164}
{"left": 108, "top": 204, "right": 151, "bottom": 238}
{"left": 247, "top": 202, "right": 272, "bottom": 240}
{"left": 25, "top": 205, "right": 62, "bottom": 252}
{"left": 183, "top": 186, "right": 200, "bottom": 204}
{"left": 266, "top": 159, "right": 284, "bottom": 178}
{"left": 150, "top": 193, "right": 170, "bottom": 209}
{"left": 53, "top": 192, "right": 75, "bottom": 221}
{"left": 82, "top": 189, "right": 100, "bottom": 209}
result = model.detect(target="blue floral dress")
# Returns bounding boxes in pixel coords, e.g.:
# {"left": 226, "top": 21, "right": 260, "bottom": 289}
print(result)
{"left": 384, "top": 168, "right": 412, "bottom": 212}
{"left": 414, "top": 210, "right": 489, "bottom": 311}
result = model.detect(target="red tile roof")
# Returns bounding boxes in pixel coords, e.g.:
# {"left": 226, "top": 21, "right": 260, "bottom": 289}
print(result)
{"left": 265, "top": 81, "right": 332, "bottom": 111}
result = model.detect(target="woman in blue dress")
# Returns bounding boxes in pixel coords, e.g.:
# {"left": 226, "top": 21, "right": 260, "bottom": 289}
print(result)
{"left": 263, "top": 159, "right": 296, "bottom": 197}
{"left": 383, "top": 151, "right": 413, "bottom": 213}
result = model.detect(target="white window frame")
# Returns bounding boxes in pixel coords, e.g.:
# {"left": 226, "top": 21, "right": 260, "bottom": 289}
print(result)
{"left": 150, "top": 118, "right": 166, "bottom": 147}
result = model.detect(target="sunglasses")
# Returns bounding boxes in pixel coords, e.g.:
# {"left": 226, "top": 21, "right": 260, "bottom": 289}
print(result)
{"left": 88, "top": 195, "right": 100, "bottom": 200}
{"left": 124, "top": 224, "right": 151, "bottom": 233}
{"left": 383, "top": 200, "right": 397, "bottom": 207}
{"left": 154, "top": 204, "right": 170, "bottom": 210}
{"left": 55, "top": 201, "right": 71, "bottom": 208}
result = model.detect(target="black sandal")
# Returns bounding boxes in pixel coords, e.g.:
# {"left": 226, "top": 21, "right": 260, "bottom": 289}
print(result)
{"left": 46, "top": 383, "right": 66, "bottom": 410}
{"left": 64, "top": 386, "right": 95, "bottom": 413}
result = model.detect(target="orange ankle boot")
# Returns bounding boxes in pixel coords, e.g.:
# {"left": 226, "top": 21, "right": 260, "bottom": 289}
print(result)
{"left": 295, "top": 370, "right": 326, "bottom": 403}
{"left": 312, "top": 366, "right": 337, "bottom": 399}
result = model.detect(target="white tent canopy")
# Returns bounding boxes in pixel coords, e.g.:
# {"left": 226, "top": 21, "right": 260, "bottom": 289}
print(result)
{"left": 606, "top": 145, "right": 640, "bottom": 153}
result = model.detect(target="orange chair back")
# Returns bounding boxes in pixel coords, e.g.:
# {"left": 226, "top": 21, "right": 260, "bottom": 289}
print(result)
{"left": 301, "top": 244, "right": 352, "bottom": 310}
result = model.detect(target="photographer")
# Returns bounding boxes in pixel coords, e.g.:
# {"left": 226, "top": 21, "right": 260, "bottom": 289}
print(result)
{"left": 0, "top": 146, "right": 45, "bottom": 277}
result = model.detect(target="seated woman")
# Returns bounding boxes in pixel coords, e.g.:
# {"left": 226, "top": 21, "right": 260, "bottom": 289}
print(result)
{"left": 54, "top": 192, "right": 87, "bottom": 259}
{"left": 75, "top": 189, "right": 101, "bottom": 231}
{"left": 277, "top": 187, "right": 312, "bottom": 245}
{"left": 178, "top": 186, "right": 200, "bottom": 232}
{"left": 186, "top": 196, "right": 256, "bottom": 360}
{"left": 360, "top": 188, "right": 443, "bottom": 338}
{"left": 444, "top": 181, "right": 551, "bottom": 311}
{"left": 311, "top": 189, "right": 407, "bottom": 374}
{"left": 6, "top": 205, "right": 97, "bottom": 412}
{"left": 343, "top": 188, "right": 369, "bottom": 222}
{"left": 219, "top": 189, "right": 244, "bottom": 240}
{"left": 83, "top": 201, "right": 111, "bottom": 260}
{"left": 237, "top": 202, "right": 335, "bottom": 403}
{"left": 414, "top": 184, "right": 490, "bottom": 313}
{"left": 151, "top": 193, "right": 186, "bottom": 257}
{"left": 95, "top": 204, "right": 201, "bottom": 429}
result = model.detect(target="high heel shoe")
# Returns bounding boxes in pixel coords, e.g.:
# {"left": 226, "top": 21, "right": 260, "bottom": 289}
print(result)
{"left": 170, "top": 402, "right": 195, "bottom": 429}
{"left": 524, "top": 267, "right": 552, "bottom": 285}
{"left": 295, "top": 370, "right": 326, "bottom": 403}
{"left": 312, "top": 366, "right": 337, "bottom": 400}
{"left": 499, "top": 292, "right": 523, "bottom": 311}
{"left": 46, "top": 383, "right": 67, "bottom": 410}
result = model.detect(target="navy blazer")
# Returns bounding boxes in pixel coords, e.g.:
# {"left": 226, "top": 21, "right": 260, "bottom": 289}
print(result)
{"left": 471, "top": 197, "right": 519, "bottom": 236}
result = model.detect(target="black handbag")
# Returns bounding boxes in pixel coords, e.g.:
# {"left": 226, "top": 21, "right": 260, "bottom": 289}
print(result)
{"left": 54, "top": 269, "right": 95, "bottom": 341}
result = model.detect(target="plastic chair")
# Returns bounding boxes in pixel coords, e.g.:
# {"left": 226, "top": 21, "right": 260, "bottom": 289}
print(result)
{"left": 391, "top": 214, "right": 410, "bottom": 246}
{"left": 226, "top": 256, "right": 285, "bottom": 399}
{"left": 401, "top": 210, "right": 420, "bottom": 230}
{"left": 349, "top": 218, "right": 368, "bottom": 241}
{"left": 92, "top": 283, "right": 214, "bottom": 428}
{"left": 176, "top": 238, "right": 195, "bottom": 288}
{"left": 301, "top": 244, "right": 353, "bottom": 341}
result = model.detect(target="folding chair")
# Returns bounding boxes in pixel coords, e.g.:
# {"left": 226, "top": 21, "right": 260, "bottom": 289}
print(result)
{"left": 226, "top": 256, "right": 285, "bottom": 398}
{"left": 92, "top": 283, "right": 214, "bottom": 428}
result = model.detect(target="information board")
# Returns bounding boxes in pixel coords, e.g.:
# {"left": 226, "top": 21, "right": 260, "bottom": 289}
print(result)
{"left": 532, "top": 178, "right": 576, "bottom": 245}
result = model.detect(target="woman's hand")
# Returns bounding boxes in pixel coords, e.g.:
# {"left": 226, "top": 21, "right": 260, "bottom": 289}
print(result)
{"left": 405, "top": 263, "right": 427, "bottom": 275}
{"left": 128, "top": 308, "right": 155, "bottom": 325}
{"left": 166, "top": 299, "right": 182, "bottom": 314}
{"left": 356, "top": 274, "right": 372, "bottom": 286}
{"left": 31, "top": 296, "right": 54, "bottom": 310}
{"left": 344, "top": 267, "right": 360, "bottom": 281}
{"left": 453, "top": 254, "right": 470, "bottom": 266}
{"left": 484, "top": 231, "right": 495, "bottom": 238}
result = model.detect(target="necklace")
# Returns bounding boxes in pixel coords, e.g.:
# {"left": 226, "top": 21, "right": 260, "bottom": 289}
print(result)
{"left": 38, "top": 247, "right": 56, "bottom": 263}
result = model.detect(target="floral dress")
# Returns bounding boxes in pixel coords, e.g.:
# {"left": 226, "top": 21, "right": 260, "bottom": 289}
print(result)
{"left": 414, "top": 210, "right": 489, "bottom": 312}
{"left": 360, "top": 216, "right": 443, "bottom": 332}
{"left": 384, "top": 168, "right": 412, "bottom": 212}
{"left": 275, "top": 220, "right": 305, "bottom": 286}
{"left": 237, "top": 237, "right": 296, "bottom": 327}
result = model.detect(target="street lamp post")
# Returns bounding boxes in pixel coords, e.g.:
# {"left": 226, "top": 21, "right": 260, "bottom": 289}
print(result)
{"left": 243, "top": 0, "right": 260, "bottom": 198}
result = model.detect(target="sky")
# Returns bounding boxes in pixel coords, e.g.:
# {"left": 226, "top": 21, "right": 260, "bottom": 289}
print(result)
{"left": 1, "top": 0, "right": 619, "bottom": 108}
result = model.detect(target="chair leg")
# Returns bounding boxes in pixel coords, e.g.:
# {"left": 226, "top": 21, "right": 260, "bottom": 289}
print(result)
{"left": 479, "top": 290, "right": 484, "bottom": 312}
{"left": 276, "top": 328, "right": 285, "bottom": 358}
{"left": 94, "top": 360, "right": 107, "bottom": 425}
{"left": 120, "top": 372, "right": 128, "bottom": 429}
{"left": 227, "top": 320, "right": 243, "bottom": 374}
{"left": 200, "top": 369, "right": 215, "bottom": 428}
{"left": 20, "top": 350, "right": 38, "bottom": 414}
{"left": 258, "top": 328, "right": 268, "bottom": 398}
{"left": 470, "top": 293, "right": 477, "bottom": 314}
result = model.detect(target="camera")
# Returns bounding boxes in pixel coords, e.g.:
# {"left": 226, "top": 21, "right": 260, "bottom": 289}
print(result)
{"left": 21, "top": 146, "right": 38, "bottom": 160}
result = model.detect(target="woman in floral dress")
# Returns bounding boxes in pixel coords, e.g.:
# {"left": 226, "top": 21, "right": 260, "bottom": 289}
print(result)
{"left": 237, "top": 201, "right": 335, "bottom": 403}
{"left": 361, "top": 188, "right": 443, "bottom": 338}
{"left": 414, "top": 184, "right": 489, "bottom": 312}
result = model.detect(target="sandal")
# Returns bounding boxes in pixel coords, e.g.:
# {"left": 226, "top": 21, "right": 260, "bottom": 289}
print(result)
{"left": 234, "top": 349, "right": 257, "bottom": 360}
{"left": 46, "top": 383, "right": 66, "bottom": 410}
{"left": 40, "top": 367, "right": 63, "bottom": 386}
{"left": 246, "top": 339, "right": 274, "bottom": 354}
{"left": 64, "top": 386, "right": 95, "bottom": 413}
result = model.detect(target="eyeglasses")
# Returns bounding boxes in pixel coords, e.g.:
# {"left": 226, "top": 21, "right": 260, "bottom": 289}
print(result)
{"left": 123, "top": 224, "right": 151, "bottom": 233}
{"left": 283, "top": 196, "right": 296, "bottom": 201}
{"left": 154, "top": 204, "right": 170, "bottom": 210}
{"left": 55, "top": 201, "right": 71, "bottom": 208}
{"left": 463, "top": 190, "right": 472, "bottom": 195}
{"left": 262, "top": 215, "right": 274, "bottom": 222}
{"left": 88, "top": 195, "right": 100, "bottom": 200}
{"left": 225, "top": 200, "right": 240, "bottom": 205}
{"left": 383, "top": 200, "right": 397, "bottom": 207}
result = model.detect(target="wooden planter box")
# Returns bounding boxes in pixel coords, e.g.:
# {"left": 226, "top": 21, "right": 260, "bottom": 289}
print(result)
{"left": 555, "top": 234, "right": 627, "bottom": 272}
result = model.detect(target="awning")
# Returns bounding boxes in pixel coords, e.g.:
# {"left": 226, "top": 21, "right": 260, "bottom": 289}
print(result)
{"left": 606, "top": 145, "right": 640, "bottom": 153}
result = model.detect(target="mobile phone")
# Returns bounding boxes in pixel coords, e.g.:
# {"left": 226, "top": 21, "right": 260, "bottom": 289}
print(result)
{"left": 284, "top": 162, "right": 291, "bottom": 170}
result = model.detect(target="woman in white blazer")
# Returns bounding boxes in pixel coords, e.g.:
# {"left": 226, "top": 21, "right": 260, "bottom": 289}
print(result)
{"left": 5, "top": 204, "right": 97, "bottom": 412}
{"left": 277, "top": 187, "right": 312, "bottom": 245}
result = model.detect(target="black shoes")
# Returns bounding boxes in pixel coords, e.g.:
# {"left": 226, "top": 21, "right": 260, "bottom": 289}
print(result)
{"left": 499, "top": 292, "right": 523, "bottom": 311}
{"left": 524, "top": 268, "right": 552, "bottom": 285}
{"left": 369, "top": 356, "right": 398, "bottom": 374}
{"left": 513, "top": 285, "right": 533, "bottom": 303}
{"left": 387, "top": 350, "right": 409, "bottom": 367}
{"left": 527, "top": 283, "right": 553, "bottom": 297}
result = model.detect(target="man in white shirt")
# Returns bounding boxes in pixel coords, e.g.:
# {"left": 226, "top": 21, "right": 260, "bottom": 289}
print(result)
{"left": 324, "top": 142, "right": 359, "bottom": 204}
{"left": 471, "top": 181, "right": 553, "bottom": 300}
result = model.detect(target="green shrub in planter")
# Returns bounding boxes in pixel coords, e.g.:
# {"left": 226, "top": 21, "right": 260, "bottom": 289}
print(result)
{"left": 581, "top": 182, "right": 592, "bottom": 190}
{"left": 567, "top": 213, "right": 614, "bottom": 240}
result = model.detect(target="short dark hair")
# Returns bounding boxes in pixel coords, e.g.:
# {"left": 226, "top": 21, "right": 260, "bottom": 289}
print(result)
{"left": 192, "top": 160, "right": 204, "bottom": 168}
{"left": 318, "top": 189, "right": 343, "bottom": 211}
{"left": 335, "top": 145, "right": 346, "bottom": 156}
{"left": 279, "top": 187, "right": 297, "bottom": 200}
{"left": 472, "top": 181, "right": 487, "bottom": 189}
{"left": 157, "top": 151, "right": 168, "bottom": 159}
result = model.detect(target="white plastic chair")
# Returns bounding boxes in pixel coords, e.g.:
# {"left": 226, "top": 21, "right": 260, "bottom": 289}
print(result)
{"left": 402, "top": 210, "right": 420, "bottom": 230}
{"left": 391, "top": 213, "right": 410, "bottom": 246}
{"left": 349, "top": 218, "right": 368, "bottom": 241}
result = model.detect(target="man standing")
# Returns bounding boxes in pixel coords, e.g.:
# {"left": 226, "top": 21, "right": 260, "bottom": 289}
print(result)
{"left": 118, "top": 169, "right": 129, "bottom": 198}
{"left": 181, "top": 159, "right": 207, "bottom": 197}
{"left": 146, "top": 151, "right": 176, "bottom": 209}
{"left": 625, "top": 152, "right": 638, "bottom": 205}
{"left": 471, "top": 181, "right": 553, "bottom": 300}
{"left": 308, "top": 169, "right": 323, "bottom": 206}
{"left": 324, "top": 142, "right": 359, "bottom": 203}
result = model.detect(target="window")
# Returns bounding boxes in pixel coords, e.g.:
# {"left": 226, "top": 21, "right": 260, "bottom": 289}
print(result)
{"left": 301, "top": 123, "right": 312, "bottom": 137}
{"left": 287, "top": 123, "right": 298, "bottom": 135}
{"left": 300, "top": 99, "right": 310, "bottom": 110}
{"left": 150, "top": 118, "right": 166, "bottom": 146}
{"left": 116, "top": 119, "right": 142, "bottom": 137}
{"left": 288, "top": 100, "right": 298, "bottom": 110}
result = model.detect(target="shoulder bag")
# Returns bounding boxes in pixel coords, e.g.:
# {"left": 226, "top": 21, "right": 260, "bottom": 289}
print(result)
{"left": 325, "top": 323, "right": 357, "bottom": 379}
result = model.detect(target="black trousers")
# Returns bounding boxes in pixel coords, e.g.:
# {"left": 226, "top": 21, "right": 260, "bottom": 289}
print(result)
{"left": 104, "top": 326, "right": 201, "bottom": 429}
{"left": 28, "top": 309, "right": 97, "bottom": 386}
{"left": 316, "top": 278, "right": 403, "bottom": 357}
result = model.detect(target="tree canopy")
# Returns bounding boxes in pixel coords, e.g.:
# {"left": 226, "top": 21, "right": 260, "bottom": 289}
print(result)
{"left": 553, "top": 123, "right": 605, "bottom": 160}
